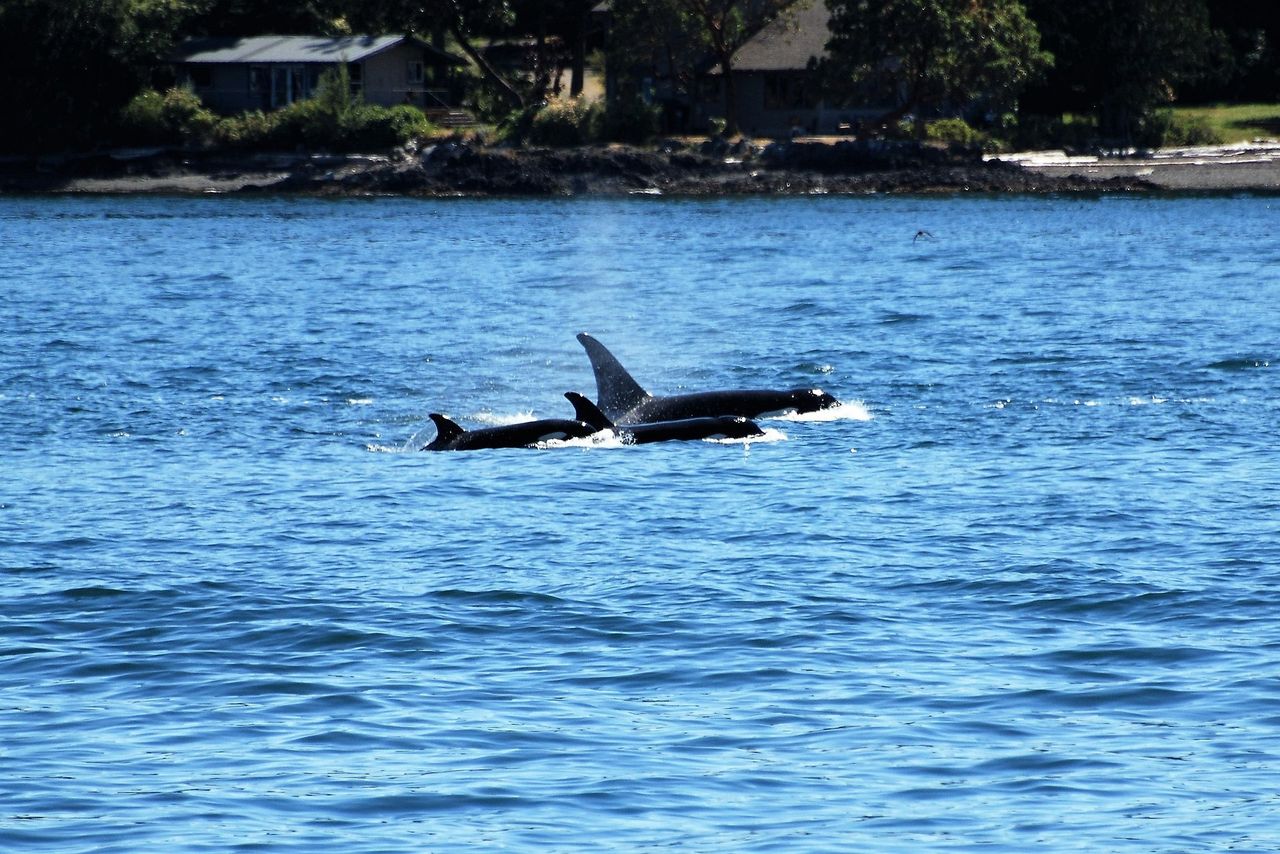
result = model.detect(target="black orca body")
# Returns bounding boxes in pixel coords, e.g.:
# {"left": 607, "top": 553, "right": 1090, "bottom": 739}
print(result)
{"left": 564, "top": 393, "right": 765, "bottom": 444}
{"left": 422, "top": 404, "right": 601, "bottom": 451}
{"left": 576, "top": 332, "right": 840, "bottom": 425}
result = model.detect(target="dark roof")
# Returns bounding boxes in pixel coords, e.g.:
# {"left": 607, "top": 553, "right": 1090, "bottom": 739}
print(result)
{"left": 718, "top": 1, "right": 831, "bottom": 73}
{"left": 171, "top": 34, "right": 463, "bottom": 66}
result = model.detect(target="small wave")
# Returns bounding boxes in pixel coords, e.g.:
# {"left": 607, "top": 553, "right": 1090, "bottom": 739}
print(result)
{"left": 367, "top": 441, "right": 416, "bottom": 453}
{"left": 1207, "top": 358, "right": 1271, "bottom": 371}
{"left": 879, "top": 312, "right": 930, "bottom": 325}
{"left": 779, "top": 401, "right": 872, "bottom": 422}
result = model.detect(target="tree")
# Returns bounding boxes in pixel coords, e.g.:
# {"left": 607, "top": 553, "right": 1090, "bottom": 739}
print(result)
{"left": 181, "top": 0, "right": 337, "bottom": 36}
{"left": 1021, "top": 0, "right": 1223, "bottom": 141}
{"left": 679, "top": 0, "right": 792, "bottom": 135}
{"left": 338, "top": 0, "right": 526, "bottom": 111}
{"left": 607, "top": 0, "right": 790, "bottom": 136}
{"left": 0, "top": 0, "right": 197, "bottom": 153}
{"left": 510, "top": 0, "right": 597, "bottom": 98}
{"left": 820, "top": 0, "right": 1051, "bottom": 138}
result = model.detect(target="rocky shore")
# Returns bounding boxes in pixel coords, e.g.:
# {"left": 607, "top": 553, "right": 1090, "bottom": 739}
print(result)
{"left": 4, "top": 137, "right": 1276, "bottom": 197}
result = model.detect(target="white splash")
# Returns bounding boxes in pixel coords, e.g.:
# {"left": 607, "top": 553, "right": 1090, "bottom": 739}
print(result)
{"left": 708, "top": 427, "right": 788, "bottom": 445}
{"left": 540, "top": 430, "right": 624, "bottom": 450}
{"left": 777, "top": 401, "right": 873, "bottom": 422}
{"left": 473, "top": 410, "right": 536, "bottom": 427}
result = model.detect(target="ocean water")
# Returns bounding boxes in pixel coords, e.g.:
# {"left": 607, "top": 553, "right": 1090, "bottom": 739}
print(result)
{"left": 2, "top": 192, "right": 1278, "bottom": 852}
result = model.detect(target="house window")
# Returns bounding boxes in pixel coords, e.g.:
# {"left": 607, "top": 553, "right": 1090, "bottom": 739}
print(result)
{"left": 189, "top": 66, "right": 213, "bottom": 88}
{"left": 347, "top": 62, "right": 363, "bottom": 94}
{"left": 407, "top": 60, "right": 425, "bottom": 85}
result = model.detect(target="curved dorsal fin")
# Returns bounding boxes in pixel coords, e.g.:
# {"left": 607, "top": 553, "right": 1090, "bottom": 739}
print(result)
{"left": 428, "top": 413, "right": 464, "bottom": 444}
{"left": 576, "top": 333, "right": 650, "bottom": 418}
{"left": 564, "top": 391, "right": 613, "bottom": 430}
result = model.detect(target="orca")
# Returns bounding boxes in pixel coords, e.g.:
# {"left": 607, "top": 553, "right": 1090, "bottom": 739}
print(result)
{"left": 422, "top": 399, "right": 604, "bottom": 451}
{"left": 563, "top": 392, "right": 765, "bottom": 445}
{"left": 576, "top": 332, "right": 840, "bottom": 424}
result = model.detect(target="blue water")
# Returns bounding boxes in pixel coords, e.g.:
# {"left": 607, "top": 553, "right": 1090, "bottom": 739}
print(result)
{"left": 2, "top": 193, "right": 1279, "bottom": 852}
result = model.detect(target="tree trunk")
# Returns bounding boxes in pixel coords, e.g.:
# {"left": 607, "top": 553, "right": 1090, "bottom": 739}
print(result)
{"left": 569, "top": 9, "right": 587, "bottom": 97}
{"left": 444, "top": 2, "right": 525, "bottom": 111}
{"left": 715, "top": 45, "right": 740, "bottom": 136}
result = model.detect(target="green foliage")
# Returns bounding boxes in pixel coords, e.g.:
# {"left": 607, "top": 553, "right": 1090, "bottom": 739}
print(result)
{"left": 607, "top": 0, "right": 791, "bottom": 134}
{"left": 600, "top": 93, "right": 661, "bottom": 144}
{"left": 1021, "top": 0, "right": 1223, "bottom": 141}
{"left": 528, "top": 97, "right": 598, "bottom": 146}
{"left": 0, "top": 0, "right": 199, "bottom": 152}
{"left": 1138, "top": 110, "right": 1224, "bottom": 147}
{"left": 925, "top": 118, "right": 996, "bottom": 151}
{"left": 208, "top": 68, "right": 434, "bottom": 151}
{"left": 117, "top": 86, "right": 218, "bottom": 146}
{"left": 822, "top": 0, "right": 1052, "bottom": 137}
{"left": 1003, "top": 113, "right": 1100, "bottom": 151}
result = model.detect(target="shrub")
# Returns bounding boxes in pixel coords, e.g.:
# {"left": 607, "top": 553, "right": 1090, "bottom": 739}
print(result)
{"left": 529, "top": 97, "right": 595, "bottom": 146}
{"left": 925, "top": 117, "right": 989, "bottom": 149}
{"left": 209, "top": 67, "right": 435, "bottom": 152}
{"left": 1141, "top": 110, "right": 1224, "bottom": 147}
{"left": 600, "top": 93, "right": 660, "bottom": 144}
{"left": 117, "top": 86, "right": 217, "bottom": 147}
{"left": 346, "top": 103, "right": 433, "bottom": 149}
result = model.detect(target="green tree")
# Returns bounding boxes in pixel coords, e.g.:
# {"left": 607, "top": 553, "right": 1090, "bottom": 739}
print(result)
{"left": 338, "top": 0, "right": 526, "bottom": 110}
{"left": 607, "top": 0, "right": 790, "bottom": 136}
{"left": 510, "top": 0, "right": 597, "bottom": 98}
{"left": 1022, "top": 0, "right": 1223, "bottom": 142}
{"left": 820, "top": 0, "right": 1051, "bottom": 138}
{"left": 0, "top": 0, "right": 197, "bottom": 152}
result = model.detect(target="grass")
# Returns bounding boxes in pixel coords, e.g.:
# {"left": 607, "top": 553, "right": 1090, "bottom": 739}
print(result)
{"left": 1170, "top": 103, "right": 1280, "bottom": 144}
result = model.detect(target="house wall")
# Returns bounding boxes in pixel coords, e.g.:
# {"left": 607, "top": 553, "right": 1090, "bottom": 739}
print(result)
{"left": 178, "top": 43, "right": 452, "bottom": 115}
{"left": 186, "top": 65, "right": 258, "bottom": 114}
{"left": 696, "top": 71, "right": 888, "bottom": 138}
{"left": 360, "top": 43, "right": 440, "bottom": 107}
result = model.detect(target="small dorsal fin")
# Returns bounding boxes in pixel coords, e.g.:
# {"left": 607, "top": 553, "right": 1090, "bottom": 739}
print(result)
{"left": 576, "top": 333, "right": 650, "bottom": 418}
{"left": 428, "top": 413, "right": 464, "bottom": 444}
{"left": 564, "top": 391, "right": 613, "bottom": 430}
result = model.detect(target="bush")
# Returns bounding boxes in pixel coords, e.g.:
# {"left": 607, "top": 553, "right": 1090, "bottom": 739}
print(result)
{"left": 925, "top": 117, "right": 991, "bottom": 150}
{"left": 117, "top": 86, "right": 218, "bottom": 147}
{"left": 209, "top": 68, "right": 435, "bottom": 152}
{"left": 528, "top": 97, "right": 596, "bottom": 146}
{"left": 600, "top": 93, "right": 660, "bottom": 144}
{"left": 1141, "top": 110, "right": 1224, "bottom": 147}
{"left": 1006, "top": 114, "right": 1100, "bottom": 152}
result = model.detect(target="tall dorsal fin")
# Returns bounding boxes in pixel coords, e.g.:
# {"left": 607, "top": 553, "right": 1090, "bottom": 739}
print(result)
{"left": 564, "top": 391, "right": 613, "bottom": 430}
{"left": 428, "top": 413, "right": 464, "bottom": 444}
{"left": 576, "top": 333, "right": 650, "bottom": 418}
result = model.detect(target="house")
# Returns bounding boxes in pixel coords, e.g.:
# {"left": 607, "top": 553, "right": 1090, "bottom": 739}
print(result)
{"left": 700, "top": 1, "right": 882, "bottom": 137}
{"left": 170, "top": 34, "right": 465, "bottom": 115}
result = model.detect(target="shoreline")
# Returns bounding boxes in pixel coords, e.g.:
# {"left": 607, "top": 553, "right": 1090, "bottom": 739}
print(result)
{"left": 3, "top": 139, "right": 1278, "bottom": 197}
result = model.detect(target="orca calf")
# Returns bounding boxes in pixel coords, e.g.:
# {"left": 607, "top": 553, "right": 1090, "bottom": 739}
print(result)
{"left": 563, "top": 392, "right": 764, "bottom": 444}
{"left": 422, "top": 399, "right": 604, "bottom": 451}
{"left": 576, "top": 332, "right": 839, "bottom": 424}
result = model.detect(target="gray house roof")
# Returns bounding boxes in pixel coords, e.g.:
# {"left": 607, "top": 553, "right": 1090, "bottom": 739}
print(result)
{"left": 719, "top": 1, "right": 831, "bottom": 73}
{"left": 171, "top": 34, "right": 463, "bottom": 65}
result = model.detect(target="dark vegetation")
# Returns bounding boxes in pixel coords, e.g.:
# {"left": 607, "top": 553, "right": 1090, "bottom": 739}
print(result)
{"left": 0, "top": 0, "right": 1276, "bottom": 156}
